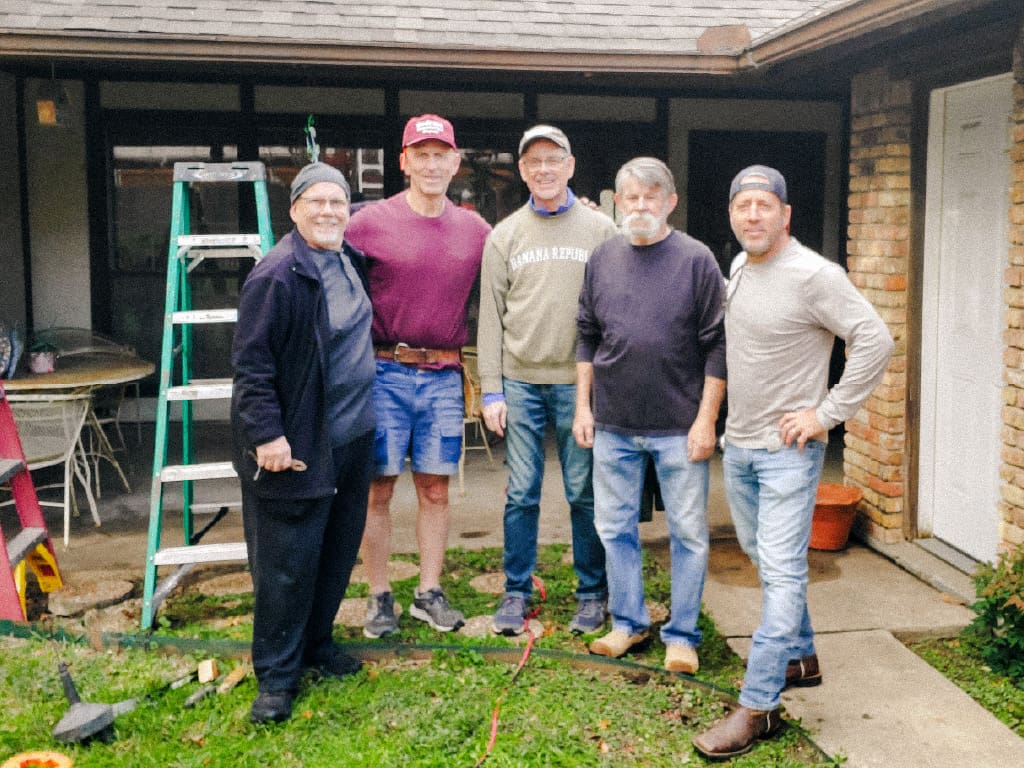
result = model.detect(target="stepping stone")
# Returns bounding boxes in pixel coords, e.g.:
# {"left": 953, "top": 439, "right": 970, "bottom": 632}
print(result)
{"left": 459, "top": 614, "right": 543, "bottom": 642}
{"left": 349, "top": 560, "right": 418, "bottom": 584}
{"left": 647, "top": 601, "right": 668, "bottom": 623}
{"left": 48, "top": 578, "right": 134, "bottom": 616}
{"left": 469, "top": 572, "right": 504, "bottom": 594}
{"left": 195, "top": 571, "right": 252, "bottom": 597}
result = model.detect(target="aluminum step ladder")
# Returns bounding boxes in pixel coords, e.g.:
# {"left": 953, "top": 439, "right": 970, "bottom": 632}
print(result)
{"left": 0, "top": 382, "right": 63, "bottom": 622}
{"left": 140, "top": 161, "right": 273, "bottom": 629}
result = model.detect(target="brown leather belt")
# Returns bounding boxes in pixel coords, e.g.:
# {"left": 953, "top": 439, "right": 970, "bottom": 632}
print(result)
{"left": 374, "top": 343, "right": 461, "bottom": 366}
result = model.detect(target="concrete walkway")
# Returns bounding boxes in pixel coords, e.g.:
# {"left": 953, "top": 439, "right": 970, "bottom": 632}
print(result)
{"left": 43, "top": 426, "right": 1024, "bottom": 766}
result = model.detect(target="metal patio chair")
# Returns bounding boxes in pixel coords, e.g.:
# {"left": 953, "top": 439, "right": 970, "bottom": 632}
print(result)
{"left": 1, "top": 392, "right": 99, "bottom": 547}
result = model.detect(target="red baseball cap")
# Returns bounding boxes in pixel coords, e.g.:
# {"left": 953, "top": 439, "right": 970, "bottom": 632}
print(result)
{"left": 402, "top": 114, "right": 457, "bottom": 149}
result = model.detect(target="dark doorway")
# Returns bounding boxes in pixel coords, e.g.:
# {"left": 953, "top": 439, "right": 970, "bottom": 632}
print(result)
{"left": 686, "top": 130, "right": 827, "bottom": 276}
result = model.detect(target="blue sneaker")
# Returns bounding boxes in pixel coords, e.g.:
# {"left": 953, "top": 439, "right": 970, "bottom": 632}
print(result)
{"left": 492, "top": 594, "right": 527, "bottom": 635}
{"left": 568, "top": 598, "right": 607, "bottom": 634}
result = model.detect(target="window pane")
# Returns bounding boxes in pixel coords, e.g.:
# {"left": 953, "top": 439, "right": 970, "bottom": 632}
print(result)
{"left": 110, "top": 144, "right": 243, "bottom": 391}
{"left": 260, "top": 144, "right": 384, "bottom": 241}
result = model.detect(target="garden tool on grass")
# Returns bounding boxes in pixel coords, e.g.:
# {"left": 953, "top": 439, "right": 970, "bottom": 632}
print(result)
{"left": 51, "top": 661, "right": 137, "bottom": 744}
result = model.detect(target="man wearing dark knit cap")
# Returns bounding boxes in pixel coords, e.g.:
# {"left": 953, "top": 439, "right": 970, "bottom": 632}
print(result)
{"left": 232, "top": 161, "right": 375, "bottom": 724}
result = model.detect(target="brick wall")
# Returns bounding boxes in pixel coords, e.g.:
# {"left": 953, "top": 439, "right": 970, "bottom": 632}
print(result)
{"left": 1001, "top": 24, "right": 1024, "bottom": 554}
{"left": 846, "top": 66, "right": 911, "bottom": 544}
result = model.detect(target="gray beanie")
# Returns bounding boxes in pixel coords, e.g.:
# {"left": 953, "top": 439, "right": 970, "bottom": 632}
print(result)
{"left": 290, "top": 162, "right": 351, "bottom": 204}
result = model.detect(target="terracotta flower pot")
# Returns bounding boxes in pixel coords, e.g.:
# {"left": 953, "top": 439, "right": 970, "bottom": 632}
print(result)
{"left": 810, "top": 483, "right": 863, "bottom": 551}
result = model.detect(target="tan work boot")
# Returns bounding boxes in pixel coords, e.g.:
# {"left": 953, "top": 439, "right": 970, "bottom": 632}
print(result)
{"left": 664, "top": 644, "right": 699, "bottom": 674}
{"left": 589, "top": 629, "right": 648, "bottom": 658}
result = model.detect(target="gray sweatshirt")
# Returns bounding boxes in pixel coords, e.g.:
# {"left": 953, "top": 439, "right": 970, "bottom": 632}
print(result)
{"left": 477, "top": 200, "right": 617, "bottom": 393}
{"left": 724, "top": 237, "right": 893, "bottom": 449}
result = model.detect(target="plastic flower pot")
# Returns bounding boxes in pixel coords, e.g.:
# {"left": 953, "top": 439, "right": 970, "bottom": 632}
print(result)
{"left": 810, "top": 483, "right": 863, "bottom": 551}
{"left": 29, "top": 350, "right": 56, "bottom": 374}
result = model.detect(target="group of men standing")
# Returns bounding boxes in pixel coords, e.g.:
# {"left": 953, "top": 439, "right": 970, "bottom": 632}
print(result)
{"left": 230, "top": 112, "right": 893, "bottom": 759}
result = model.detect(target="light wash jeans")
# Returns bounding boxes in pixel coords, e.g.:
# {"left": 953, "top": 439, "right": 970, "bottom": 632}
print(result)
{"left": 723, "top": 439, "right": 826, "bottom": 710}
{"left": 501, "top": 378, "right": 606, "bottom": 601}
{"left": 593, "top": 430, "right": 708, "bottom": 647}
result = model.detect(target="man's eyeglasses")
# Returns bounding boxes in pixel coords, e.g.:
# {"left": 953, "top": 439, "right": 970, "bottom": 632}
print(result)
{"left": 299, "top": 196, "right": 348, "bottom": 210}
{"left": 521, "top": 155, "right": 569, "bottom": 172}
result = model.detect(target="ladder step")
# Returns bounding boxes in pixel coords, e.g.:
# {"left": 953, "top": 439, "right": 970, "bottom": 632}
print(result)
{"left": 160, "top": 462, "right": 237, "bottom": 482}
{"left": 7, "top": 527, "right": 47, "bottom": 567}
{"left": 166, "top": 380, "right": 233, "bottom": 401}
{"left": 173, "top": 161, "right": 266, "bottom": 184}
{"left": 152, "top": 541, "right": 248, "bottom": 566}
{"left": 177, "top": 233, "right": 263, "bottom": 249}
{"left": 190, "top": 501, "right": 242, "bottom": 514}
{"left": 171, "top": 309, "right": 238, "bottom": 324}
{"left": 0, "top": 458, "right": 24, "bottom": 485}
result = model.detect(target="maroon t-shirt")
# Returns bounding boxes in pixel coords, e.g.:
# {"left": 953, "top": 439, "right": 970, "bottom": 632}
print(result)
{"left": 347, "top": 192, "right": 490, "bottom": 368}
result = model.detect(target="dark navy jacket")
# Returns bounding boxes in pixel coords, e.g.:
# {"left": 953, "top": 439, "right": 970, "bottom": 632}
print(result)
{"left": 231, "top": 228, "right": 370, "bottom": 499}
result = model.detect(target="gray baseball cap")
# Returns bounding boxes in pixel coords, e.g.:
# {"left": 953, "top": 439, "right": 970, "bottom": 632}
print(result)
{"left": 519, "top": 124, "right": 571, "bottom": 155}
{"left": 729, "top": 164, "right": 787, "bottom": 203}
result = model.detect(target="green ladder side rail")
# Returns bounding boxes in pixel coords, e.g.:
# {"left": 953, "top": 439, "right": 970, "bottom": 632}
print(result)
{"left": 141, "top": 161, "right": 274, "bottom": 629}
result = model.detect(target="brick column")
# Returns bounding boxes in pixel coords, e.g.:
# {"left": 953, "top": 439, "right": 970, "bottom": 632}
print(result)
{"left": 845, "top": 66, "right": 910, "bottom": 543}
{"left": 1001, "top": 22, "right": 1024, "bottom": 554}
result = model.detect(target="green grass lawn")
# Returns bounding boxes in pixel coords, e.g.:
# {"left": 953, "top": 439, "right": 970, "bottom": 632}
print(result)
{"left": 1, "top": 545, "right": 840, "bottom": 766}
{"left": 908, "top": 634, "right": 1024, "bottom": 738}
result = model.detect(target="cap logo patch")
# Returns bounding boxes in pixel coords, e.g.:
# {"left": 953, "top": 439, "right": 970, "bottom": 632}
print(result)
{"left": 415, "top": 119, "right": 445, "bottom": 135}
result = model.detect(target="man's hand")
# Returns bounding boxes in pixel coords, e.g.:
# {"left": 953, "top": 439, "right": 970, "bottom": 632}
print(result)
{"left": 573, "top": 408, "right": 595, "bottom": 449}
{"left": 687, "top": 415, "right": 717, "bottom": 462}
{"left": 779, "top": 408, "right": 826, "bottom": 450}
{"left": 482, "top": 400, "right": 507, "bottom": 437}
{"left": 255, "top": 435, "right": 293, "bottom": 472}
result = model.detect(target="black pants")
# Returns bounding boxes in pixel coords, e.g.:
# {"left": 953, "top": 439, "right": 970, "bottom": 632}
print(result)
{"left": 241, "top": 431, "right": 373, "bottom": 693}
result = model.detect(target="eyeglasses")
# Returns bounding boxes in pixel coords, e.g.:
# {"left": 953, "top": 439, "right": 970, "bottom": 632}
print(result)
{"left": 299, "top": 196, "right": 348, "bottom": 210}
{"left": 521, "top": 154, "right": 569, "bottom": 172}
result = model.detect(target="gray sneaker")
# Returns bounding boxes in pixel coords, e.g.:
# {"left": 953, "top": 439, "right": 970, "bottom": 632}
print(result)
{"left": 492, "top": 594, "right": 527, "bottom": 636}
{"left": 364, "top": 591, "right": 398, "bottom": 639}
{"left": 569, "top": 598, "right": 607, "bottom": 634}
{"left": 409, "top": 587, "right": 465, "bottom": 632}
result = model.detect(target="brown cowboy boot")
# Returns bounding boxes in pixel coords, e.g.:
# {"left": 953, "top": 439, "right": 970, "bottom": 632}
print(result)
{"left": 692, "top": 705, "right": 783, "bottom": 759}
{"left": 786, "top": 653, "right": 822, "bottom": 688}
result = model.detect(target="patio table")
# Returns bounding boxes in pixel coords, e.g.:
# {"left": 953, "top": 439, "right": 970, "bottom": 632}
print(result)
{"left": 2, "top": 352, "right": 155, "bottom": 496}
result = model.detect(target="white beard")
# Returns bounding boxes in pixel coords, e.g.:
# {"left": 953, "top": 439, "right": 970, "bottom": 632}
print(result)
{"left": 621, "top": 212, "right": 663, "bottom": 241}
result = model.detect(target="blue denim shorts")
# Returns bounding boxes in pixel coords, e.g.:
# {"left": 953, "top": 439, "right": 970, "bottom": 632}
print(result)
{"left": 372, "top": 360, "right": 464, "bottom": 477}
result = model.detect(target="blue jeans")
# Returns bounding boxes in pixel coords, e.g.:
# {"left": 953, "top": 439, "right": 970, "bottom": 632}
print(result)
{"left": 372, "top": 360, "right": 464, "bottom": 476}
{"left": 502, "top": 378, "right": 606, "bottom": 601}
{"left": 593, "top": 430, "right": 708, "bottom": 647}
{"left": 723, "top": 439, "right": 826, "bottom": 710}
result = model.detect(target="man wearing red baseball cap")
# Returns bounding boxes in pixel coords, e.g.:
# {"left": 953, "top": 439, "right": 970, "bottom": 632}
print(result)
{"left": 347, "top": 114, "right": 490, "bottom": 638}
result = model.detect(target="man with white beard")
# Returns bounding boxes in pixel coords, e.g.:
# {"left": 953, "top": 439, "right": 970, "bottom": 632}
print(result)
{"left": 573, "top": 157, "right": 726, "bottom": 673}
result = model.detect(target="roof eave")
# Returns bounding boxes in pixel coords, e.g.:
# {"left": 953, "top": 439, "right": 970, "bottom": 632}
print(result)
{"left": 0, "top": 33, "right": 738, "bottom": 76}
{"left": 744, "top": 0, "right": 1000, "bottom": 66}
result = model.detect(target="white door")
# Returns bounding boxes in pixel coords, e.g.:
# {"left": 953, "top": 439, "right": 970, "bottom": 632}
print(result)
{"left": 920, "top": 74, "right": 1012, "bottom": 564}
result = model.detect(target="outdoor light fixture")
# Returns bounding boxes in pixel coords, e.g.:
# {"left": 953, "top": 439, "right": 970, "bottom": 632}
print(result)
{"left": 36, "top": 64, "right": 68, "bottom": 126}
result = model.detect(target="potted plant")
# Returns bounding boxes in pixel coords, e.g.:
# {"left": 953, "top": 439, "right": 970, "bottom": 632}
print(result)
{"left": 28, "top": 331, "right": 58, "bottom": 374}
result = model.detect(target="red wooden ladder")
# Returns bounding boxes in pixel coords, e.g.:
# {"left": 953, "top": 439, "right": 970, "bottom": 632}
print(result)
{"left": 0, "top": 381, "right": 63, "bottom": 621}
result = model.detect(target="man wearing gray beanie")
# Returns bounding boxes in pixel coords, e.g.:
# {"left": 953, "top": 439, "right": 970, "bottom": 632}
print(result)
{"left": 232, "top": 161, "right": 375, "bottom": 724}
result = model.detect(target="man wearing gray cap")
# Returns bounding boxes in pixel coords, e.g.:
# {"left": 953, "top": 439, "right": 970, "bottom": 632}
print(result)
{"left": 477, "top": 125, "right": 617, "bottom": 636}
{"left": 232, "top": 161, "right": 375, "bottom": 724}
{"left": 692, "top": 165, "right": 893, "bottom": 758}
